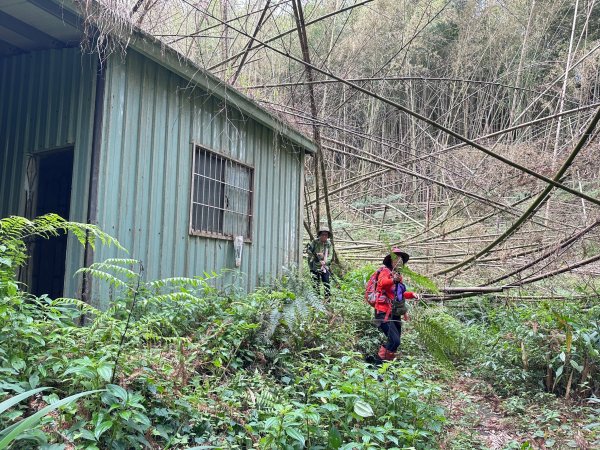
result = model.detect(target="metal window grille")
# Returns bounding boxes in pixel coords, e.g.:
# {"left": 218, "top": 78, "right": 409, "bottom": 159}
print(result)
{"left": 190, "top": 146, "right": 253, "bottom": 240}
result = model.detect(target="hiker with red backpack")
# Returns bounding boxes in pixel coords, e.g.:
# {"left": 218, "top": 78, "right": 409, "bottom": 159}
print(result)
{"left": 365, "top": 248, "right": 418, "bottom": 363}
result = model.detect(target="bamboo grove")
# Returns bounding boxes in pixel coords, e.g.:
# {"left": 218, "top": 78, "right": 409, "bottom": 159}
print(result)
{"left": 86, "top": 0, "right": 600, "bottom": 292}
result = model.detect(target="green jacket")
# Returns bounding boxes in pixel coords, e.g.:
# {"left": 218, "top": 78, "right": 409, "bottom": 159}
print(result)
{"left": 307, "top": 239, "right": 333, "bottom": 272}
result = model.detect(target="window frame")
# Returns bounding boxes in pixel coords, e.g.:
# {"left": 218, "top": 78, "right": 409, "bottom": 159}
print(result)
{"left": 188, "top": 143, "right": 254, "bottom": 242}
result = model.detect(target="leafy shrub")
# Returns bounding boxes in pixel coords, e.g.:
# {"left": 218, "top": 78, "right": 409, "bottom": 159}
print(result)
{"left": 252, "top": 355, "right": 445, "bottom": 449}
{"left": 448, "top": 298, "right": 600, "bottom": 398}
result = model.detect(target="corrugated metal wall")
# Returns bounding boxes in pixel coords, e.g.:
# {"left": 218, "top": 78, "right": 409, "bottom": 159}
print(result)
{"left": 0, "top": 48, "right": 97, "bottom": 297}
{"left": 94, "top": 49, "right": 304, "bottom": 307}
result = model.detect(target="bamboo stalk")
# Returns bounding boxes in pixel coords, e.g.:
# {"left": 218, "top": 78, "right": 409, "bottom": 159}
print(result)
{"left": 229, "top": 0, "right": 272, "bottom": 85}
{"left": 484, "top": 218, "right": 600, "bottom": 285}
{"left": 517, "top": 252, "right": 600, "bottom": 285}
{"left": 241, "top": 76, "right": 545, "bottom": 93}
{"left": 207, "top": 0, "right": 376, "bottom": 70}
{"left": 292, "top": 0, "right": 337, "bottom": 264}
{"left": 435, "top": 107, "right": 600, "bottom": 276}
{"left": 185, "top": 0, "right": 600, "bottom": 207}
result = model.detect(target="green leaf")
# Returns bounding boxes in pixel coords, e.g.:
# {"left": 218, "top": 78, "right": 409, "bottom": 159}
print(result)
{"left": 106, "top": 384, "right": 128, "bottom": 402}
{"left": 570, "top": 360, "right": 583, "bottom": 373}
{"left": 0, "top": 257, "right": 11, "bottom": 266}
{"left": 285, "top": 428, "right": 305, "bottom": 446}
{"left": 10, "top": 357, "right": 25, "bottom": 372}
{"left": 97, "top": 366, "right": 113, "bottom": 382}
{"left": 76, "top": 429, "right": 96, "bottom": 441}
{"left": 263, "top": 417, "right": 278, "bottom": 429}
{"left": 4, "top": 410, "right": 23, "bottom": 421}
{"left": 327, "top": 426, "right": 342, "bottom": 449}
{"left": 353, "top": 400, "right": 374, "bottom": 418}
{"left": 0, "top": 387, "right": 47, "bottom": 415}
{"left": 28, "top": 374, "right": 39, "bottom": 390}
{"left": 401, "top": 266, "right": 439, "bottom": 293}
{"left": 0, "top": 390, "right": 103, "bottom": 448}
{"left": 12, "top": 428, "right": 47, "bottom": 445}
{"left": 94, "top": 420, "right": 113, "bottom": 440}
{"left": 556, "top": 366, "right": 564, "bottom": 378}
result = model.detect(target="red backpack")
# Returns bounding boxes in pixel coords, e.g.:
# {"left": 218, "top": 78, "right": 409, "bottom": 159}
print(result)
{"left": 364, "top": 268, "right": 384, "bottom": 306}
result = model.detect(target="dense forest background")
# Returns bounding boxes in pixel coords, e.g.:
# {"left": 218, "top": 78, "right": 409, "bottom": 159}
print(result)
{"left": 88, "top": 0, "right": 600, "bottom": 289}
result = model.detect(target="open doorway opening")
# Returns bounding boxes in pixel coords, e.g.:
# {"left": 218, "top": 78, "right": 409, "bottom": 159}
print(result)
{"left": 30, "top": 148, "right": 74, "bottom": 298}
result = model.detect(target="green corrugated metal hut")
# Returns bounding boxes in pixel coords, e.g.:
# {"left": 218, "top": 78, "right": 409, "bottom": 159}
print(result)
{"left": 0, "top": 0, "right": 316, "bottom": 308}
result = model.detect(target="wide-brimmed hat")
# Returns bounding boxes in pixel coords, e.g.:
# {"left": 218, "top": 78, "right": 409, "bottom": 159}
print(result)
{"left": 383, "top": 247, "right": 410, "bottom": 268}
{"left": 317, "top": 226, "right": 331, "bottom": 237}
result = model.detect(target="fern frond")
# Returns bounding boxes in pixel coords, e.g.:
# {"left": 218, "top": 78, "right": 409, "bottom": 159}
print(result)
{"left": 28, "top": 214, "right": 123, "bottom": 251}
{"left": 88, "top": 305, "right": 124, "bottom": 333}
{"left": 76, "top": 268, "right": 129, "bottom": 289}
{"left": 412, "top": 307, "right": 470, "bottom": 367}
{"left": 97, "top": 258, "right": 139, "bottom": 266}
{"left": 0, "top": 215, "right": 123, "bottom": 279}
{"left": 263, "top": 310, "right": 281, "bottom": 340}
{"left": 51, "top": 297, "right": 102, "bottom": 316}
{"left": 147, "top": 292, "right": 205, "bottom": 304}
{"left": 256, "top": 390, "right": 276, "bottom": 411}
{"left": 401, "top": 266, "right": 439, "bottom": 293}
{"left": 263, "top": 347, "right": 278, "bottom": 360}
{"left": 304, "top": 290, "right": 325, "bottom": 313}
{"left": 83, "top": 260, "right": 140, "bottom": 280}
{"left": 147, "top": 276, "right": 211, "bottom": 289}
{"left": 283, "top": 304, "right": 297, "bottom": 332}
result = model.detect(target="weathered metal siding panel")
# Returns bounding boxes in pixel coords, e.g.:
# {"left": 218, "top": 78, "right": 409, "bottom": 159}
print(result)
{"left": 94, "top": 49, "right": 304, "bottom": 307}
{"left": 0, "top": 48, "right": 97, "bottom": 297}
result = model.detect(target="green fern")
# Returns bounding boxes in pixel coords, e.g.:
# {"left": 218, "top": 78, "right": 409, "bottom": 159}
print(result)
{"left": 147, "top": 292, "right": 202, "bottom": 304}
{"left": 263, "top": 347, "right": 279, "bottom": 361}
{"left": 412, "top": 306, "right": 471, "bottom": 367}
{"left": 50, "top": 297, "right": 103, "bottom": 317}
{"left": 0, "top": 214, "right": 121, "bottom": 251}
{"left": 263, "top": 310, "right": 282, "bottom": 341}
{"left": 76, "top": 267, "right": 130, "bottom": 290}
{"left": 401, "top": 266, "right": 439, "bottom": 293}
{"left": 0, "top": 214, "right": 122, "bottom": 297}
{"left": 147, "top": 276, "right": 214, "bottom": 289}
{"left": 256, "top": 390, "right": 276, "bottom": 411}
{"left": 76, "top": 259, "right": 140, "bottom": 284}
{"left": 258, "top": 266, "right": 327, "bottom": 346}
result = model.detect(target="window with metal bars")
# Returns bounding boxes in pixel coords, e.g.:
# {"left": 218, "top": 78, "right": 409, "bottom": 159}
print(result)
{"left": 190, "top": 146, "right": 253, "bottom": 240}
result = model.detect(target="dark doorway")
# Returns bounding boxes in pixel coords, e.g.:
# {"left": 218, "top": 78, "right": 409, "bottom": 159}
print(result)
{"left": 30, "top": 148, "right": 74, "bottom": 298}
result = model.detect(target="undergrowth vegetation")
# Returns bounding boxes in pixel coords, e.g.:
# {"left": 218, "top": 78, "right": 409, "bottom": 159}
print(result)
{"left": 0, "top": 215, "right": 445, "bottom": 449}
{"left": 1, "top": 215, "right": 599, "bottom": 449}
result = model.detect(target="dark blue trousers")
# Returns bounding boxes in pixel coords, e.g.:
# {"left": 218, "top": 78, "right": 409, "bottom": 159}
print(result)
{"left": 376, "top": 312, "right": 402, "bottom": 352}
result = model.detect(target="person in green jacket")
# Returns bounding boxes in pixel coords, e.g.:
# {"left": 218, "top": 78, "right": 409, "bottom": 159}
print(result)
{"left": 307, "top": 226, "right": 333, "bottom": 300}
